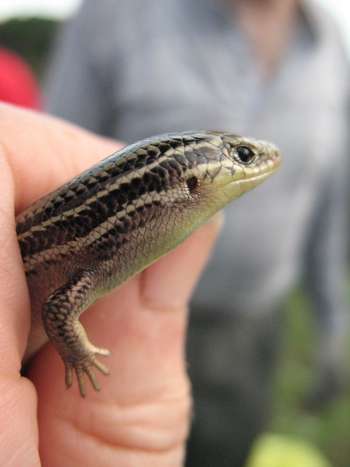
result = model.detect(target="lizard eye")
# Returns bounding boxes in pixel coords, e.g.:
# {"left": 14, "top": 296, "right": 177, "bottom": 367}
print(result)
{"left": 235, "top": 145, "right": 256, "bottom": 165}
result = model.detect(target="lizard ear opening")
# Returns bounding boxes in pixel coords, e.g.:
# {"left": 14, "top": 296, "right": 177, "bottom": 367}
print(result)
{"left": 186, "top": 176, "right": 199, "bottom": 193}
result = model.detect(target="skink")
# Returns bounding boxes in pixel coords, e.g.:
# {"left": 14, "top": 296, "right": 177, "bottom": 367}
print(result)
{"left": 16, "top": 130, "right": 281, "bottom": 396}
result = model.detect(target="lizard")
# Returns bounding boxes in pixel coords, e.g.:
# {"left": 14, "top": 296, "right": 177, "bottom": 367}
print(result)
{"left": 16, "top": 130, "right": 281, "bottom": 396}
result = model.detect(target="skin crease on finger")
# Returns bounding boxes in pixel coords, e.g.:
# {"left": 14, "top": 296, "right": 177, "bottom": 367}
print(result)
{"left": 0, "top": 104, "right": 222, "bottom": 467}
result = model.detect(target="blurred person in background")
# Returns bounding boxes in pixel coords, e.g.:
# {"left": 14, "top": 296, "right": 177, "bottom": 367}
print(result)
{"left": 0, "top": 47, "right": 40, "bottom": 109}
{"left": 44, "top": 0, "right": 349, "bottom": 466}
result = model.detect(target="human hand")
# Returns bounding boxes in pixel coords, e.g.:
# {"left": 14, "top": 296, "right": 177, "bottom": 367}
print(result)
{"left": 0, "top": 105, "right": 221, "bottom": 466}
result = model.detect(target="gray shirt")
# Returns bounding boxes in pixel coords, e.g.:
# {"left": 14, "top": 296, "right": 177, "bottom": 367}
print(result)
{"left": 45, "top": 0, "right": 349, "bottom": 340}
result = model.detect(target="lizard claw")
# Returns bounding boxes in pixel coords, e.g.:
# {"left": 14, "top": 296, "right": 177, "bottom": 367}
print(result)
{"left": 64, "top": 348, "right": 110, "bottom": 397}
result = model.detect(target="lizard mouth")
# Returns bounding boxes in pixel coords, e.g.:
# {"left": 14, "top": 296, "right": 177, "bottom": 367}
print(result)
{"left": 221, "top": 163, "right": 280, "bottom": 199}
{"left": 241, "top": 167, "right": 279, "bottom": 185}
{"left": 228, "top": 164, "right": 280, "bottom": 188}
{"left": 240, "top": 155, "right": 281, "bottom": 185}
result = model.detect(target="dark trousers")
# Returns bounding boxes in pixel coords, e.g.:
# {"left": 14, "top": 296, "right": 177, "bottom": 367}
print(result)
{"left": 185, "top": 307, "right": 282, "bottom": 467}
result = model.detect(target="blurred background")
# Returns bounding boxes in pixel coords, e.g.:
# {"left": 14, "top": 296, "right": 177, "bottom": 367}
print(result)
{"left": 1, "top": 1, "right": 349, "bottom": 467}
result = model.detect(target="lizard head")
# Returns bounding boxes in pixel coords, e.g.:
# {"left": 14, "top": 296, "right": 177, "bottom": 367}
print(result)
{"left": 180, "top": 131, "right": 281, "bottom": 208}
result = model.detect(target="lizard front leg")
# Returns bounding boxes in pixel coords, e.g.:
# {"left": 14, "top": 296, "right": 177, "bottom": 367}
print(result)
{"left": 42, "top": 270, "right": 110, "bottom": 397}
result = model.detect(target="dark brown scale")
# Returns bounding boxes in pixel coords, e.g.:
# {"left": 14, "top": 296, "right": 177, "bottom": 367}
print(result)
{"left": 90, "top": 197, "right": 165, "bottom": 260}
{"left": 145, "top": 146, "right": 159, "bottom": 158}
{"left": 17, "top": 155, "right": 142, "bottom": 234}
{"left": 104, "top": 192, "right": 124, "bottom": 212}
{"left": 162, "top": 159, "right": 184, "bottom": 178}
{"left": 21, "top": 164, "right": 178, "bottom": 255}
{"left": 142, "top": 172, "right": 154, "bottom": 188}
{"left": 168, "top": 139, "right": 183, "bottom": 150}
{"left": 88, "top": 230, "right": 130, "bottom": 261}
{"left": 17, "top": 136, "right": 188, "bottom": 237}
{"left": 16, "top": 215, "right": 32, "bottom": 235}
{"left": 93, "top": 199, "right": 110, "bottom": 217}
{"left": 18, "top": 237, "right": 30, "bottom": 257}
{"left": 130, "top": 177, "right": 144, "bottom": 194}
{"left": 115, "top": 222, "right": 129, "bottom": 235}
{"left": 150, "top": 165, "right": 170, "bottom": 182}
{"left": 158, "top": 142, "right": 172, "bottom": 153}
{"left": 25, "top": 233, "right": 50, "bottom": 256}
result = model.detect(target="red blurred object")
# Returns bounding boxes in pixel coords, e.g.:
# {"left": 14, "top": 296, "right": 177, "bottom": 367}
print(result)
{"left": 0, "top": 47, "right": 41, "bottom": 109}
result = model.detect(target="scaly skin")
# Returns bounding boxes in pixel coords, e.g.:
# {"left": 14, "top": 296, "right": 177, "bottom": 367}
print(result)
{"left": 17, "top": 130, "right": 281, "bottom": 396}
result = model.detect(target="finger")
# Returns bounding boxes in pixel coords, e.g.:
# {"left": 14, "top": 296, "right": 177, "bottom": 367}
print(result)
{"left": 0, "top": 103, "right": 120, "bottom": 212}
{"left": 0, "top": 150, "right": 40, "bottom": 466}
{"left": 30, "top": 219, "right": 222, "bottom": 467}
{"left": 0, "top": 105, "right": 120, "bottom": 466}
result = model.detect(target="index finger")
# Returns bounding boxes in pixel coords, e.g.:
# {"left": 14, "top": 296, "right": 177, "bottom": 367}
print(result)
{"left": 0, "top": 104, "right": 119, "bottom": 466}
{"left": 0, "top": 104, "right": 120, "bottom": 212}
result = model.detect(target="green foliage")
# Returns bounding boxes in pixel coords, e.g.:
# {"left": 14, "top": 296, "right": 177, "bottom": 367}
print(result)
{"left": 268, "top": 291, "right": 350, "bottom": 467}
{"left": 0, "top": 17, "right": 59, "bottom": 77}
{"left": 246, "top": 433, "right": 332, "bottom": 467}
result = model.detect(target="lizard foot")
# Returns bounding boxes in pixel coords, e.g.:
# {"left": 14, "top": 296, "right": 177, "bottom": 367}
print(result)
{"left": 64, "top": 346, "right": 111, "bottom": 397}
